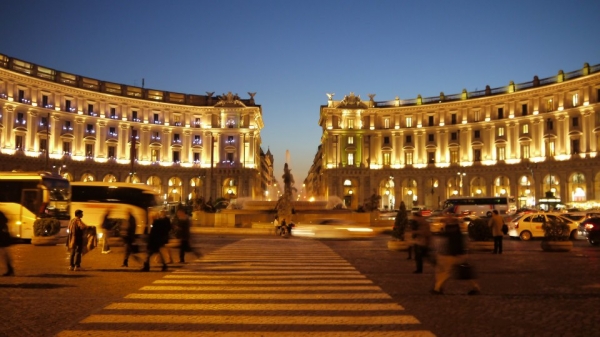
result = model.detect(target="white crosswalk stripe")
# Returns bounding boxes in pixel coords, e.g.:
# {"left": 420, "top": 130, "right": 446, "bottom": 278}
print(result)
{"left": 56, "top": 238, "right": 436, "bottom": 337}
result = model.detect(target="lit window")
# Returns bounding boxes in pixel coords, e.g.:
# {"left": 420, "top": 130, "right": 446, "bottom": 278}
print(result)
{"left": 348, "top": 153, "right": 354, "bottom": 166}
{"left": 384, "top": 118, "right": 390, "bottom": 129}
{"left": 497, "top": 147, "right": 505, "bottom": 161}
{"left": 348, "top": 119, "right": 354, "bottom": 129}
{"left": 498, "top": 127, "right": 505, "bottom": 137}
{"left": 572, "top": 93, "right": 579, "bottom": 107}
{"left": 522, "top": 144, "right": 530, "bottom": 159}
{"left": 406, "top": 117, "right": 412, "bottom": 128}
{"left": 383, "top": 153, "right": 390, "bottom": 165}
{"left": 548, "top": 141, "right": 555, "bottom": 156}
{"left": 405, "top": 152, "right": 413, "bottom": 165}
{"left": 546, "top": 99, "right": 554, "bottom": 112}
{"left": 348, "top": 136, "right": 354, "bottom": 145}
{"left": 450, "top": 150, "right": 458, "bottom": 163}
{"left": 522, "top": 124, "right": 529, "bottom": 134}
{"left": 474, "top": 111, "right": 480, "bottom": 122}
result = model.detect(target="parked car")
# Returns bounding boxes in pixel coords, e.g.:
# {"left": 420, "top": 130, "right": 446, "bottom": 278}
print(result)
{"left": 292, "top": 218, "right": 375, "bottom": 239}
{"left": 508, "top": 213, "right": 579, "bottom": 241}
{"left": 579, "top": 217, "right": 600, "bottom": 245}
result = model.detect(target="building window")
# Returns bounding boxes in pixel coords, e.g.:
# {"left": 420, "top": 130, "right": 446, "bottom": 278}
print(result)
{"left": 86, "top": 124, "right": 94, "bottom": 134}
{"left": 17, "top": 112, "right": 24, "bottom": 123}
{"left": 88, "top": 104, "right": 94, "bottom": 113}
{"left": 497, "top": 147, "right": 505, "bottom": 161}
{"left": 451, "top": 132, "right": 457, "bottom": 141}
{"left": 383, "top": 136, "right": 390, "bottom": 144}
{"left": 65, "top": 99, "right": 72, "bottom": 112}
{"left": 428, "top": 116, "right": 434, "bottom": 126}
{"left": 132, "top": 110, "right": 138, "bottom": 121}
{"left": 450, "top": 150, "right": 458, "bottom": 164}
{"left": 151, "top": 149, "right": 160, "bottom": 162}
{"left": 194, "top": 117, "right": 201, "bottom": 127}
{"left": 383, "top": 153, "right": 390, "bottom": 165}
{"left": 348, "top": 119, "right": 354, "bottom": 129}
{"left": 64, "top": 121, "right": 72, "bottom": 130}
{"left": 572, "top": 117, "right": 579, "bottom": 127}
{"left": 547, "top": 119, "right": 554, "bottom": 130}
{"left": 42, "top": 95, "right": 49, "bottom": 107}
{"left": 573, "top": 93, "right": 579, "bottom": 107}
{"left": 522, "top": 104, "right": 528, "bottom": 116}
{"left": 572, "top": 139, "right": 580, "bottom": 154}
{"left": 428, "top": 152, "right": 435, "bottom": 164}
{"left": 474, "top": 110, "right": 480, "bottom": 122}
{"left": 498, "top": 127, "right": 505, "bottom": 137}
{"left": 154, "top": 113, "right": 160, "bottom": 124}
{"left": 226, "top": 152, "right": 234, "bottom": 162}
{"left": 406, "top": 117, "right": 412, "bottom": 128}
{"left": 405, "top": 152, "right": 413, "bottom": 165}
{"left": 15, "top": 135, "right": 24, "bottom": 150}
{"left": 522, "top": 144, "right": 530, "bottom": 159}
{"left": 109, "top": 127, "right": 117, "bottom": 136}
{"left": 173, "top": 151, "right": 180, "bottom": 163}
{"left": 474, "top": 149, "right": 481, "bottom": 161}
{"left": 474, "top": 130, "right": 480, "bottom": 139}
{"left": 546, "top": 99, "right": 553, "bottom": 112}
{"left": 40, "top": 116, "right": 48, "bottom": 127}
{"left": 39, "top": 138, "right": 47, "bottom": 152}
{"left": 497, "top": 108, "right": 504, "bottom": 119}
{"left": 85, "top": 144, "right": 94, "bottom": 157}
{"left": 193, "top": 135, "right": 201, "bottom": 145}
{"left": 18, "top": 89, "right": 25, "bottom": 101}
{"left": 522, "top": 124, "right": 529, "bottom": 134}
{"left": 547, "top": 141, "right": 555, "bottom": 156}
{"left": 108, "top": 146, "right": 116, "bottom": 158}
{"left": 384, "top": 118, "right": 390, "bottom": 129}
{"left": 63, "top": 141, "right": 71, "bottom": 155}
{"left": 348, "top": 136, "right": 354, "bottom": 145}
{"left": 451, "top": 114, "right": 457, "bottom": 125}
{"left": 193, "top": 152, "right": 200, "bottom": 163}
{"left": 428, "top": 134, "right": 434, "bottom": 142}
{"left": 110, "top": 107, "right": 117, "bottom": 118}
{"left": 348, "top": 153, "right": 354, "bottom": 166}
{"left": 227, "top": 136, "right": 234, "bottom": 144}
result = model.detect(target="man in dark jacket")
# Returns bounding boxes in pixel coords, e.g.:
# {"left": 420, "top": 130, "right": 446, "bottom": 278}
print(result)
{"left": 141, "top": 210, "right": 170, "bottom": 272}
{"left": 0, "top": 211, "right": 14, "bottom": 276}
{"left": 121, "top": 212, "right": 137, "bottom": 267}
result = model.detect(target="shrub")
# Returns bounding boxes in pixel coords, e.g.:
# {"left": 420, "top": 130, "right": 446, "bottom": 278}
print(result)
{"left": 541, "top": 219, "right": 570, "bottom": 241}
{"left": 33, "top": 218, "right": 61, "bottom": 237}
{"left": 467, "top": 218, "right": 493, "bottom": 241}
{"left": 392, "top": 201, "right": 409, "bottom": 240}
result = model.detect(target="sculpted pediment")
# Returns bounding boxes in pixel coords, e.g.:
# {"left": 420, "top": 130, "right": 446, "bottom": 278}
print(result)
{"left": 337, "top": 92, "right": 368, "bottom": 109}
{"left": 215, "top": 92, "right": 247, "bottom": 107}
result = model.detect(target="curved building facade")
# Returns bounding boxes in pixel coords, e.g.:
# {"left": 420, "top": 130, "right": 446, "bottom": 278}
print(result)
{"left": 0, "top": 53, "right": 270, "bottom": 204}
{"left": 306, "top": 63, "right": 600, "bottom": 211}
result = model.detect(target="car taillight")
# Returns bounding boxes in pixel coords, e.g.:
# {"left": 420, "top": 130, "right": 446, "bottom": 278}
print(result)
{"left": 585, "top": 223, "right": 595, "bottom": 230}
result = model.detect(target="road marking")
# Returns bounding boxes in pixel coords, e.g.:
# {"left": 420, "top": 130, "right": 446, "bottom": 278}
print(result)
{"left": 56, "top": 238, "right": 435, "bottom": 336}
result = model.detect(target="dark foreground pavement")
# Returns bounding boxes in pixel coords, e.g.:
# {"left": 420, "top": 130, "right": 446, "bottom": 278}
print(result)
{"left": 0, "top": 233, "right": 598, "bottom": 337}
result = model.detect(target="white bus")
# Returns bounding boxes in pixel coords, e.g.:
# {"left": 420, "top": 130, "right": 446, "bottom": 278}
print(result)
{"left": 442, "top": 196, "right": 517, "bottom": 217}
{"left": 0, "top": 172, "right": 70, "bottom": 240}
{"left": 70, "top": 182, "right": 162, "bottom": 235}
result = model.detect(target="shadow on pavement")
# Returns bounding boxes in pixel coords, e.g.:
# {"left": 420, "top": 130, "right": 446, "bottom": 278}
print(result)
{"left": 0, "top": 283, "right": 75, "bottom": 289}
{"left": 26, "top": 273, "right": 90, "bottom": 279}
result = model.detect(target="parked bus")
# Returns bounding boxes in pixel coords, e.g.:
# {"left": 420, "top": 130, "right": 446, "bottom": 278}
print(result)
{"left": 442, "top": 196, "right": 517, "bottom": 217}
{"left": 0, "top": 172, "right": 70, "bottom": 240}
{"left": 70, "top": 182, "right": 162, "bottom": 235}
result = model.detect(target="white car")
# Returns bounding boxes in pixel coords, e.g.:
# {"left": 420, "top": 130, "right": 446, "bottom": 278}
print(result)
{"left": 292, "top": 218, "right": 375, "bottom": 239}
{"left": 427, "top": 216, "right": 470, "bottom": 234}
{"left": 508, "top": 213, "right": 578, "bottom": 241}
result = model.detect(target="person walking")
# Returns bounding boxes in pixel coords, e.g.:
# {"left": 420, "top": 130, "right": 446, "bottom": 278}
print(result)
{"left": 141, "top": 210, "right": 170, "bottom": 272}
{"left": 121, "top": 212, "right": 137, "bottom": 267}
{"left": 176, "top": 207, "right": 191, "bottom": 263}
{"left": 489, "top": 210, "right": 505, "bottom": 254}
{"left": 0, "top": 211, "right": 14, "bottom": 276}
{"left": 412, "top": 211, "right": 432, "bottom": 274}
{"left": 66, "top": 209, "right": 88, "bottom": 271}
{"left": 100, "top": 211, "right": 112, "bottom": 254}
{"left": 431, "top": 214, "right": 481, "bottom": 295}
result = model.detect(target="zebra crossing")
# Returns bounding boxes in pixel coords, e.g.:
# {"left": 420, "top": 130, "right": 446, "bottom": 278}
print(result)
{"left": 56, "top": 238, "right": 435, "bottom": 337}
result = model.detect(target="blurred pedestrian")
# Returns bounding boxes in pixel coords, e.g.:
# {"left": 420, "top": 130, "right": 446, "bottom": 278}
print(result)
{"left": 489, "top": 210, "right": 504, "bottom": 254}
{"left": 431, "top": 214, "right": 481, "bottom": 295}
{"left": 100, "top": 211, "right": 112, "bottom": 254}
{"left": 66, "top": 209, "right": 88, "bottom": 271}
{"left": 141, "top": 210, "right": 170, "bottom": 272}
{"left": 175, "top": 207, "right": 192, "bottom": 263}
{"left": 413, "top": 211, "right": 432, "bottom": 274}
{"left": 0, "top": 211, "right": 14, "bottom": 276}
{"left": 121, "top": 212, "right": 138, "bottom": 267}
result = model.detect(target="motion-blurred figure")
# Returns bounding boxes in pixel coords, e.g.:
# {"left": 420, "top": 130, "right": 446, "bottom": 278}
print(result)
{"left": 0, "top": 211, "right": 14, "bottom": 276}
{"left": 141, "top": 210, "right": 170, "bottom": 272}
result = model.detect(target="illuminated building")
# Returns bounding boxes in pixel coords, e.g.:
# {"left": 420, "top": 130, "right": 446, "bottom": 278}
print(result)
{"left": 306, "top": 64, "right": 600, "bottom": 211}
{"left": 0, "top": 53, "right": 270, "bottom": 203}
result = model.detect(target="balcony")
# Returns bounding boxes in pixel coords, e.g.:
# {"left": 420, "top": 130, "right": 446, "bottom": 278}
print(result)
{"left": 153, "top": 120, "right": 162, "bottom": 125}
{"left": 14, "top": 119, "right": 27, "bottom": 127}
{"left": 19, "top": 98, "right": 31, "bottom": 104}
{"left": 88, "top": 111, "right": 98, "bottom": 117}
{"left": 172, "top": 139, "right": 182, "bottom": 145}
{"left": 109, "top": 115, "right": 119, "bottom": 120}
{"left": 131, "top": 118, "right": 141, "bottom": 122}
{"left": 61, "top": 126, "right": 74, "bottom": 135}
{"left": 107, "top": 131, "right": 118, "bottom": 139}
{"left": 85, "top": 129, "right": 96, "bottom": 135}
{"left": 151, "top": 136, "right": 161, "bottom": 141}
{"left": 192, "top": 139, "right": 202, "bottom": 145}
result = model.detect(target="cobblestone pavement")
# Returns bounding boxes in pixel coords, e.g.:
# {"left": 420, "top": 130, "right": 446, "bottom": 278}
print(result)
{"left": 0, "top": 234, "right": 599, "bottom": 337}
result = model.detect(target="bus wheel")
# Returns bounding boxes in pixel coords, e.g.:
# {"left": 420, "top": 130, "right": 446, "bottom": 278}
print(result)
{"left": 519, "top": 231, "right": 532, "bottom": 241}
